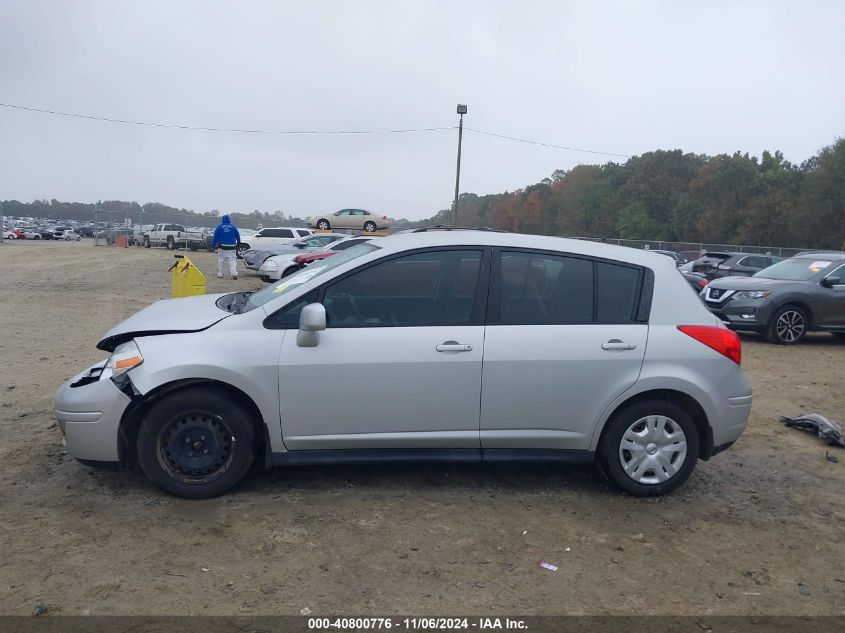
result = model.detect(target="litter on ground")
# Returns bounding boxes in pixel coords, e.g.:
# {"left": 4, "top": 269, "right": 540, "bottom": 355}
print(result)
{"left": 780, "top": 414, "right": 845, "bottom": 448}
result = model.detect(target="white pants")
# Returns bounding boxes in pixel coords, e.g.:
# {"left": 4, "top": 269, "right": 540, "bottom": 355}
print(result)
{"left": 217, "top": 248, "right": 237, "bottom": 277}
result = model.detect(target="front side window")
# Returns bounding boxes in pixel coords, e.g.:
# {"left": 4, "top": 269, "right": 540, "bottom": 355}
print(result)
{"left": 303, "top": 234, "right": 342, "bottom": 248}
{"left": 335, "top": 210, "right": 352, "bottom": 217}
{"left": 277, "top": 229, "right": 294, "bottom": 238}
{"left": 323, "top": 250, "right": 482, "bottom": 327}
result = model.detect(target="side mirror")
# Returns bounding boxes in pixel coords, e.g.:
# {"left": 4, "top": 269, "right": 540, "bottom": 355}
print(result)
{"left": 821, "top": 276, "right": 840, "bottom": 288}
{"left": 296, "top": 303, "right": 326, "bottom": 347}
{"left": 294, "top": 242, "right": 306, "bottom": 248}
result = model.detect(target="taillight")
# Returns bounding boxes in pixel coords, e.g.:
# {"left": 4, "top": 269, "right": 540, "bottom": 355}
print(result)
{"left": 677, "top": 325, "right": 741, "bottom": 365}
{"left": 383, "top": 215, "right": 388, "bottom": 220}
{"left": 697, "top": 278, "right": 708, "bottom": 288}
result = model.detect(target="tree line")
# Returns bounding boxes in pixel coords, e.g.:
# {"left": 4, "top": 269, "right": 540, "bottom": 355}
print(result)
{"left": 439, "top": 137, "right": 844, "bottom": 249}
{"left": 3, "top": 137, "right": 843, "bottom": 249}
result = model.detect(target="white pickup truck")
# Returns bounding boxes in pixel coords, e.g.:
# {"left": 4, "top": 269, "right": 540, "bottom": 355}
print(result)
{"left": 142, "top": 223, "right": 206, "bottom": 250}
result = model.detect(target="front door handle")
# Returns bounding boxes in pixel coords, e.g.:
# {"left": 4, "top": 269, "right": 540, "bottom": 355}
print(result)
{"left": 436, "top": 341, "right": 473, "bottom": 353}
{"left": 601, "top": 339, "right": 637, "bottom": 351}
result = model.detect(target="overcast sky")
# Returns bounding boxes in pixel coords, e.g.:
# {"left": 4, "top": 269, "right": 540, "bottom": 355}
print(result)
{"left": 0, "top": 0, "right": 842, "bottom": 219}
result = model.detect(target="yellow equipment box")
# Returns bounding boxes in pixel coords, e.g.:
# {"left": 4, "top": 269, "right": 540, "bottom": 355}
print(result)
{"left": 169, "top": 255, "right": 206, "bottom": 298}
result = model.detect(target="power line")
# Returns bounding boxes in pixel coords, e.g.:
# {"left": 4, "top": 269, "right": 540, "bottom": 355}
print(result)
{"left": 0, "top": 102, "right": 454, "bottom": 135}
{"left": 465, "top": 127, "right": 631, "bottom": 158}
{"left": 0, "top": 101, "right": 632, "bottom": 157}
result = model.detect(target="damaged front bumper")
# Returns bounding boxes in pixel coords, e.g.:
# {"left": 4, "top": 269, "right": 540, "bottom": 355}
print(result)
{"left": 54, "top": 361, "right": 131, "bottom": 466}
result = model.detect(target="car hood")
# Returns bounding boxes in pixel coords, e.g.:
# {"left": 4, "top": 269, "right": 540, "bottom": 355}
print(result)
{"left": 707, "top": 276, "right": 797, "bottom": 291}
{"left": 96, "top": 293, "right": 231, "bottom": 351}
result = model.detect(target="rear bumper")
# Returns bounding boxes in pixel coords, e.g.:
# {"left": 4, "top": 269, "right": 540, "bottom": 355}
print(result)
{"left": 54, "top": 363, "right": 131, "bottom": 463}
{"left": 708, "top": 393, "right": 752, "bottom": 449}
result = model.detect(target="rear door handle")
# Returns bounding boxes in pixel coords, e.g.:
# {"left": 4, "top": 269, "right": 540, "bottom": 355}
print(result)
{"left": 601, "top": 339, "right": 636, "bottom": 351}
{"left": 436, "top": 341, "right": 473, "bottom": 353}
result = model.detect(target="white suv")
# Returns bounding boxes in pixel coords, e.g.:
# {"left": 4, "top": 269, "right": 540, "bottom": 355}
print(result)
{"left": 54, "top": 230, "right": 751, "bottom": 498}
{"left": 240, "top": 227, "right": 312, "bottom": 254}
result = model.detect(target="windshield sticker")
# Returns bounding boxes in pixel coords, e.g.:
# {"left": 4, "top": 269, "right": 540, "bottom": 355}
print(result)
{"left": 809, "top": 260, "right": 832, "bottom": 272}
{"left": 273, "top": 283, "right": 289, "bottom": 293}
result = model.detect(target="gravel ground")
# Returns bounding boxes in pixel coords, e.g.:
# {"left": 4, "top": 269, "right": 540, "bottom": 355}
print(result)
{"left": 0, "top": 240, "right": 843, "bottom": 616}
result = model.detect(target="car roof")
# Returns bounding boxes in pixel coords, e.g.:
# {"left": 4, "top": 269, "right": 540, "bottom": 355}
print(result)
{"left": 792, "top": 251, "right": 845, "bottom": 261}
{"left": 370, "top": 230, "right": 681, "bottom": 268}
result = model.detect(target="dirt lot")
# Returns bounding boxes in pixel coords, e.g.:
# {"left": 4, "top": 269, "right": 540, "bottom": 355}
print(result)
{"left": 0, "top": 239, "right": 843, "bottom": 616}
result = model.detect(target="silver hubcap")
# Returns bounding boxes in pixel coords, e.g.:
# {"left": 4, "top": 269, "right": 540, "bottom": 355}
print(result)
{"left": 776, "top": 310, "right": 804, "bottom": 342}
{"left": 619, "top": 415, "right": 687, "bottom": 485}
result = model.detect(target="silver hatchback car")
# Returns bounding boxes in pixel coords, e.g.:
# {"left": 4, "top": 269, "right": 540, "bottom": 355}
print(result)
{"left": 54, "top": 230, "right": 751, "bottom": 498}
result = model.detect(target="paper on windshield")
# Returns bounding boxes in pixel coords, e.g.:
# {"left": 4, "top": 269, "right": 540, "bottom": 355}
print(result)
{"left": 809, "top": 260, "right": 832, "bottom": 272}
{"left": 272, "top": 266, "right": 327, "bottom": 294}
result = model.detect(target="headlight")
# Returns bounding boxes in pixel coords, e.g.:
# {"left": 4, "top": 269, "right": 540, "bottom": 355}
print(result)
{"left": 263, "top": 261, "right": 279, "bottom": 269}
{"left": 105, "top": 340, "right": 144, "bottom": 378}
{"left": 735, "top": 290, "right": 770, "bottom": 300}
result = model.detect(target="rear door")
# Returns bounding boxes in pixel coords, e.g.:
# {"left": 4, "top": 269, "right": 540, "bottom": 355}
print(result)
{"left": 480, "top": 249, "right": 649, "bottom": 450}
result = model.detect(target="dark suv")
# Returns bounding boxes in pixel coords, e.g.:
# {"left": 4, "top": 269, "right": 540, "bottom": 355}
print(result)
{"left": 703, "top": 252, "right": 845, "bottom": 344}
{"left": 692, "top": 252, "right": 781, "bottom": 280}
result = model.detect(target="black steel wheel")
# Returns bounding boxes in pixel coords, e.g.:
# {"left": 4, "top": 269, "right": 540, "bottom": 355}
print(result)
{"left": 137, "top": 387, "right": 256, "bottom": 498}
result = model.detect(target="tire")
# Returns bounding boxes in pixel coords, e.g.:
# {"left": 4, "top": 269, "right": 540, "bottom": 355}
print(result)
{"left": 236, "top": 244, "right": 248, "bottom": 258}
{"left": 766, "top": 304, "right": 808, "bottom": 345}
{"left": 260, "top": 275, "right": 271, "bottom": 283}
{"left": 281, "top": 266, "right": 300, "bottom": 278}
{"left": 166, "top": 236, "right": 176, "bottom": 250}
{"left": 34, "top": 234, "right": 41, "bottom": 240}
{"left": 317, "top": 219, "right": 330, "bottom": 230}
{"left": 831, "top": 333, "right": 845, "bottom": 340}
{"left": 143, "top": 237, "right": 151, "bottom": 248}
{"left": 134, "top": 240, "right": 141, "bottom": 247}
{"left": 599, "top": 399, "right": 700, "bottom": 497}
{"left": 136, "top": 386, "right": 256, "bottom": 499}
{"left": 363, "top": 221, "right": 376, "bottom": 233}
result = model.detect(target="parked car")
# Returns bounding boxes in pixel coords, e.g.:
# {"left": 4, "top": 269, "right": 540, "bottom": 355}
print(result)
{"left": 77, "top": 225, "right": 97, "bottom": 237}
{"left": 21, "top": 227, "right": 43, "bottom": 240}
{"left": 258, "top": 236, "right": 373, "bottom": 282}
{"left": 702, "top": 252, "right": 845, "bottom": 344}
{"left": 692, "top": 252, "right": 781, "bottom": 280}
{"left": 3, "top": 229, "right": 17, "bottom": 239}
{"left": 39, "top": 229, "right": 55, "bottom": 240}
{"left": 236, "top": 227, "right": 313, "bottom": 257}
{"left": 307, "top": 209, "right": 389, "bottom": 232}
{"left": 651, "top": 250, "right": 687, "bottom": 265}
{"left": 293, "top": 237, "right": 375, "bottom": 267}
{"left": 55, "top": 230, "right": 750, "bottom": 498}
{"left": 244, "top": 233, "right": 348, "bottom": 271}
{"left": 53, "top": 227, "right": 81, "bottom": 241}
{"left": 12, "top": 229, "right": 26, "bottom": 239}
{"left": 143, "top": 223, "right": 205, "bottom": 250}
{"left": 682, "top": 272, "right": 709, "bottom": 293}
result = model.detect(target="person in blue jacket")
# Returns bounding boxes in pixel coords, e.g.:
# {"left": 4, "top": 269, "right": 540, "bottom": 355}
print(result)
{"left": 211, "top": 214, "right": 241, "bottom": 279}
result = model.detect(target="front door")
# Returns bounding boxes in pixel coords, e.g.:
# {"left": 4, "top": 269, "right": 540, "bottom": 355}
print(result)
{"left": 277, "top": 248, "right": 489, "bottom": 450}
{"left": 480, "top": 250, "right": 648, "bottom": 450}
{"left": 817, "top": 263, "right": 845, "bottom": 327}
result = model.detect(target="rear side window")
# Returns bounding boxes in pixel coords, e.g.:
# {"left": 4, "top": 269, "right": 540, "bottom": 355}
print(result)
{"left": 277, "top": 229, "right": 294, "bottom": 238}
{"left": 333, "top": 239, "right": 368, "bottom": 251}
{"left": 496, "top": 251, "right": 644, "bottom": 325}
{"left": 499, "top": 252, "right": 593, "bottom": 324}
{"left": 296, "top": 229, "right": 311, "bottom": 237}
{"left": 740, "top": 256, "right": 767, "bottom": 268}
{"left": 597, "top": 262, "right": 641, "bottom": 323}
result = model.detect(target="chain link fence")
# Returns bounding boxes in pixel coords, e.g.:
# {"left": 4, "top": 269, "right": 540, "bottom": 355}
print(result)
{"left": 568, "top": 237, "right": 810, "bottom": 258}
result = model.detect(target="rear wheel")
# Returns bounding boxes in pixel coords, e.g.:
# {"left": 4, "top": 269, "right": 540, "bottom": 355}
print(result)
{"left": 317, "top": 219, "right": 330, "bottom": 230}
{"left": 166, "top": 236, "right": 176, "bottom": 250}
{"left": 143, "top": 237, "right": 151, "bottom": 248}
{"left": 767, "top": 304, "right": 807, "bottom": 344}
{"left": 363, "top": 221, "right": 376, "bottom": 233}
{"left": 137, "top": 387, "right": 256, "bottom": 499}
{"left": 599, "top": 399, "right": 699, "bottom": 496}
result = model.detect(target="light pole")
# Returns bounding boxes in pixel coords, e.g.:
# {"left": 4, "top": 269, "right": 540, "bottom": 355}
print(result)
{"left": 453, "top": 104, "right": 467, "bottom": 227}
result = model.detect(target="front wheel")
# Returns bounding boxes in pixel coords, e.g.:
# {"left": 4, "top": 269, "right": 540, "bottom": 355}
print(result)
{"left": 599, "top": 399, "right": 699, "bottom": 496}
{"left": 236, "top": 244, "right": 248, "bottom": 258}
{"left": 143, "top": 237, "right": 151, "bottom": 248}
{"left": 316, "top": 219, "right": 330, "bottom": 230}
{"left": 767, "top": 304, "right": 808, "bottom": 344}
{"left": 137, "top": 387, "right": 256, "bottom": 499}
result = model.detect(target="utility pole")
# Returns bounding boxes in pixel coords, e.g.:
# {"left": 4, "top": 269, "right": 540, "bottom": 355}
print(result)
{"left": 453, "top": 104, "right": 467, "bottom": 227}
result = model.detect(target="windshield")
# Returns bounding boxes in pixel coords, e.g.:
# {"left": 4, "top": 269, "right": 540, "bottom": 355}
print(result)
{"left": 753, "top": 257, "right": 835, "bottom": 281}
{"left": 245, "top": 242, "right": 381, "bottom": 309}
